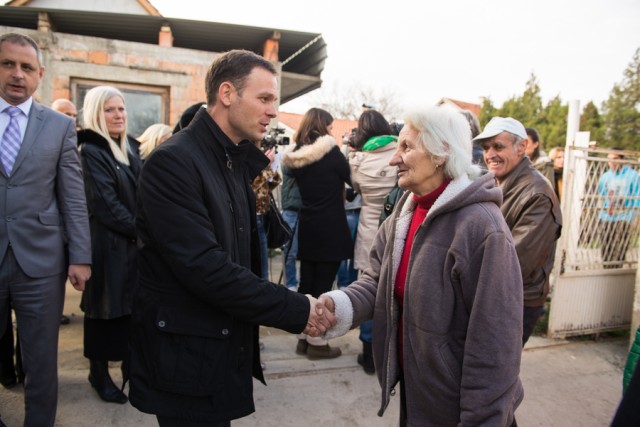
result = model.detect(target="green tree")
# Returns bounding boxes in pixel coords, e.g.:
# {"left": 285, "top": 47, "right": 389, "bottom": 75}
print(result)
{"left": 536, "top": 95, "right": 568, "bottom": 151}
{"left": 478, "top": 97, "right": 497, "bottom": 127}
{"left": 498, "top": 73, "right": 544, "bottom": 128}
{"left": 602, "top": 48, "right": 640, "bottom": 150}
{"left": 580, "top": 101, "right": 604, "bottom": 144}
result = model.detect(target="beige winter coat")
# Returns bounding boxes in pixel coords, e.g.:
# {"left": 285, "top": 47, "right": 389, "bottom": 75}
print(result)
{"left": 348, "top": 141, "right": 398, "bottom": 271}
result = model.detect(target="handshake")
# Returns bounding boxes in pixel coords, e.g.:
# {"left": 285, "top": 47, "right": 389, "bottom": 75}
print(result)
{"left": 303, "top": 295, "right": 336, "bottom": 337}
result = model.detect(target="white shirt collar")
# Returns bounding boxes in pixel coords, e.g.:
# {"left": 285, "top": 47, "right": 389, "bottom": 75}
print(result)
{"left": 0, "top": 97, "right": 33, "bottom": 117}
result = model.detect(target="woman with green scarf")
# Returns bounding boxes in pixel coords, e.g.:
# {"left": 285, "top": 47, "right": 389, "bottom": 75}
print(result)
{"left": 347, "top": 109, "right": 398, "bottom": 374}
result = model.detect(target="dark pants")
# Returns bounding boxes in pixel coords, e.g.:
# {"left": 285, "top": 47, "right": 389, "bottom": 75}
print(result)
{"left": 0, "top": 307, "right": 22, "bottom": 385}
{"left": 0, "top": 247, "right": 65, "bottom": 427}
{"left": 298, "top": 260, "right": 340, "bottom": 298}
{"left": 522, "top": 305, "right": 544, "bottom": 346}
{"left": 156, "top": 416, "right": 230, "bottom": 427}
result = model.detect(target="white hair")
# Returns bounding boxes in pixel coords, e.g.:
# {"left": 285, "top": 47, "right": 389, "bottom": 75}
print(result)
{"left": 403, "top": 106, "right": 480, "bottom": 180}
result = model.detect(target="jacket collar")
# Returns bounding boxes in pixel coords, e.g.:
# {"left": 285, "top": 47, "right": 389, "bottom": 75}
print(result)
{"left": 77, "top": 129, "right": 140, "bottom": 180}
{"left": 192, "top": 108, "right": 268, "bottom": 180}
{"left": 281, "top": 135, "right": 337, "bottom": 169}
{"left": 498, "top": 156, "right": 530, "bottom": 191}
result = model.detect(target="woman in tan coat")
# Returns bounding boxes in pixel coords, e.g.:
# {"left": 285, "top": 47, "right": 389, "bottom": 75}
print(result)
{"left": 347, "top": 109, "right": 397, "bottom": 373}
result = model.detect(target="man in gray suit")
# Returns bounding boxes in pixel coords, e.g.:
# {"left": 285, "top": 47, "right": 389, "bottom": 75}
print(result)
{"left": 0, "top": 33, "right": 91, "bottom": 427}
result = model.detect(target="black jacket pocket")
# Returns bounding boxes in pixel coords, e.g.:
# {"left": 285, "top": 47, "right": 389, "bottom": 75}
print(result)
{"left": 151, "top": 306, "right": 232, "bottom": 396}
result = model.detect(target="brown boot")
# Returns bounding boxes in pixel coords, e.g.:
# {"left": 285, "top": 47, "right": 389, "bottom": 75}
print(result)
{"left": 306, "top": 343, "right": 342, "bottom": 360}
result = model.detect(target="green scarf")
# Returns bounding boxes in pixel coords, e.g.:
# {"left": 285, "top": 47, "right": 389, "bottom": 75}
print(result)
{"left": 362, "top": 135, "right": 397, "bottom": 152}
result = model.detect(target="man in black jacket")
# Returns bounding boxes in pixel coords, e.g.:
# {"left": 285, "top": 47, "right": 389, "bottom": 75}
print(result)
{"left": 129, "top": 50, "right": 333, "bottom": 426}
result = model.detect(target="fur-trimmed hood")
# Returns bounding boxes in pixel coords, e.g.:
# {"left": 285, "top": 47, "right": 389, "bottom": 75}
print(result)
{"left": 77, "top": 128, "right": 112, "bottom": 151}
{"left": 281, "top": 135, "right": 337, "bottom": 169}
{"left": 77, "top": 128, "right": 140, "bottom": 155}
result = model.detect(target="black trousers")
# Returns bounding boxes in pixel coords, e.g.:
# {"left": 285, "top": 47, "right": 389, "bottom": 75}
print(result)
{"left": 298, "top": 260, "right": 341, "bottom": 298}
{"left": 522, "top": 305, "right": 544, "bottom": 346}
{"left": 0, "top": 307, "right": 22, "bottom": 384}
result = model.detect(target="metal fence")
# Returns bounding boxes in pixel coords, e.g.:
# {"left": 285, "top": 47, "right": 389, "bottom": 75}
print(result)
{"left": 561, "top": 148, "right": 640, "bottom": 271}
{"left": 549, "top": 145, "right": 640, "bottom": 338}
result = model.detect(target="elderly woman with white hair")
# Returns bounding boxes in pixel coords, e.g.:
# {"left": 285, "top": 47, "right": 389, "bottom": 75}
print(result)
{"left": 319, "top": 106, "right": 524, "bottom": 426}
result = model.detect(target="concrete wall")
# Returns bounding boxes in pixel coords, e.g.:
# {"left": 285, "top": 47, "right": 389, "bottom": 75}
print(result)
{"left": 1, "top": 25, "right": 214, "bottom": 128}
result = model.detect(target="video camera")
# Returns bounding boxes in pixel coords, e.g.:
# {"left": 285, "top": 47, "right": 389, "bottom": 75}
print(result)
{"left": 261, "top": 127, "right": 290, "bottom": 151}
{"left": 344, "top": 127, "right": 358, "bottom": 149}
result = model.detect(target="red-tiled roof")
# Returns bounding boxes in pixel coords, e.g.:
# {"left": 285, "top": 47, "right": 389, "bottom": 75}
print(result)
{"left": 278, "top": 111, "right": 357, "bottom": 146}
{"left": 437, "top": 98, "right": 481, "bottom": 117}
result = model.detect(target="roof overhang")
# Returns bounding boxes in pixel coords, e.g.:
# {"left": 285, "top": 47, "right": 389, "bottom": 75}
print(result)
{"left": 0, "top": 6, "right": 327, "bottom": 103}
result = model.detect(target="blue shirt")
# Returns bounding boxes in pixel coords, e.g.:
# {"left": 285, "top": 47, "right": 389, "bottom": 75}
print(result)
{"left": 599, "top": 165, "right": 640, "bottom": 222}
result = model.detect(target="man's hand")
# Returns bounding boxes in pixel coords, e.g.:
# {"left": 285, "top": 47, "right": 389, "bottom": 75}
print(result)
{"left": 68, "top": 264, "right": 91, "bottom": 291}
{"left": 304, "top": 295, "right": 336, "bottom": 337}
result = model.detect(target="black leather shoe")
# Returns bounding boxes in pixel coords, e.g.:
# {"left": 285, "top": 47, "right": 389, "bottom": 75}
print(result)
{"left": 0, "top": 374, "right": 17, "bottom": 389}
{"left": 60, "top": 315, "right": 70, "bottom": 325}
{"left": 357, "top": 341, "right": 375, "bottom": 374}
{"left": 357, "top": 353, "right": 376, "bottom": 375}
{"left": 89, "top": 360, "right": 128, "bottom": 404}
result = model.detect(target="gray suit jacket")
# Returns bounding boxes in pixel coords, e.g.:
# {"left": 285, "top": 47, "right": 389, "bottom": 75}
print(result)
{"left": 0, "top": 101, "right": 91, "bottom": 277}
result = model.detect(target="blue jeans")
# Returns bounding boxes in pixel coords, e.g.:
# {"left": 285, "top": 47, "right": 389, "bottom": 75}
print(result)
{"left": 282, "top": 209, "right": 299, "bottom": 289}
{"left": 337, "top": 209, "right": 359, "bottom": 288}
{"left": 359, "top": 319, "right": 372, "bottom": 344}
{"left": 256, "top": 214, "right": 269, "bottom": 280}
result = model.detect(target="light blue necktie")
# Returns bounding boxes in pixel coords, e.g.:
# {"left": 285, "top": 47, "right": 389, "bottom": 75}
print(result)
{"left": 0, "top": 106, "right": 22, "bottom": 175}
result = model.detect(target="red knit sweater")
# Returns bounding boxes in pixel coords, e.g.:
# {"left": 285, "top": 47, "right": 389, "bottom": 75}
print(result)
{"left": 394, "top": 179, "right": 450, "bottom": 366}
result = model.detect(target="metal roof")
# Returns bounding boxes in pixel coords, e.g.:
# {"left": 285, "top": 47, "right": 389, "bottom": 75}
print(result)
{"left": 0, "top": 6, "right": 327, "bottom": 103}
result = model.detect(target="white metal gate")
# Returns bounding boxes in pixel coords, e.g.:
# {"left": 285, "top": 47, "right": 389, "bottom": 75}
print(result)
{"left": 548, "top": 133, "right": 640, "bottom": 338}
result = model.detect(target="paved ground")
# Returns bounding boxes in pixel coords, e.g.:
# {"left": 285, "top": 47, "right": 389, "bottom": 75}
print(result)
{"left": 0, "top": 255, "right": 632, "bottom": 426}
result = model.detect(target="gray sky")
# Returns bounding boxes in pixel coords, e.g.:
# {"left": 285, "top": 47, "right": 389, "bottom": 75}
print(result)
{"left": 153, "top": 0, "right": 640, "bottom": 114}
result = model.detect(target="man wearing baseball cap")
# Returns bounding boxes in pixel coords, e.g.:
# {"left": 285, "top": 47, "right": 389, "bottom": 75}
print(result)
{"left": 474, "top": 117, "right": 562, "bottom": 345}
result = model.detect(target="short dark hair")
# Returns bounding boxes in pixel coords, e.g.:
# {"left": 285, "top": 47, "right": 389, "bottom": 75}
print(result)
{"left": 0, "top": 32, "right": 42, "bottom": 65}
{"left": 354, "top": 109, "right": 392, "bottom": 150}
{"left": 205, "top": 50, "right": 277, "bottom": 106}
{"left": 612, "top": 147, "right": 625, "bottom": 159}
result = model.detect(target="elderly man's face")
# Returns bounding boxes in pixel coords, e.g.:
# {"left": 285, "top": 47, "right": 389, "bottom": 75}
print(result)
{"left": 480, "top": 131, "right": 525, "bottom": 183}
{"left": 54, "top": 101, "right": 77, "bottom": 119}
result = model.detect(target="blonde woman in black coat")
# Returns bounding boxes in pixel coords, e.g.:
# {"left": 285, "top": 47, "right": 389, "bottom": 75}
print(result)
{"left": 78, "top": 86, "right": 142, "bottom": 404}
{"left": 281, "top": 108, "right": 353, "bottom": 359}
